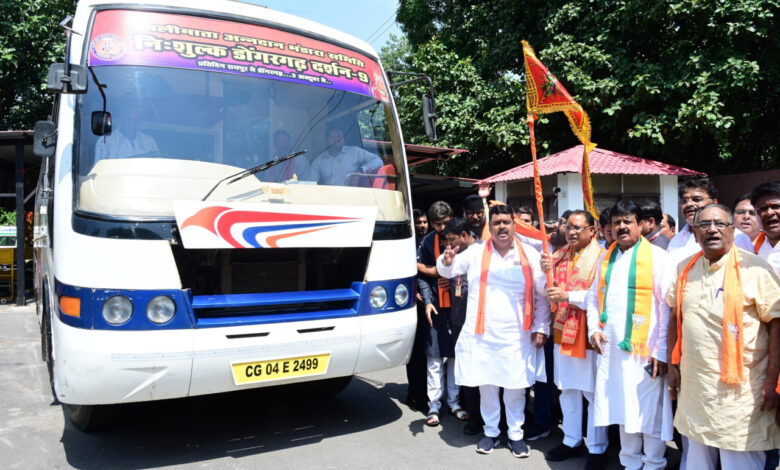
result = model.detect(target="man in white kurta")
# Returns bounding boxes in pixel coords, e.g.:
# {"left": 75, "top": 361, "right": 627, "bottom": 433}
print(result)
{"left": 437, "top": 205, "right": 550, "bottom": 458}
{"left": 586, "top": 201, "right": 674, "bottom": 470}
{"left": 542, "top": 211, "right": 609, "bottom": 468}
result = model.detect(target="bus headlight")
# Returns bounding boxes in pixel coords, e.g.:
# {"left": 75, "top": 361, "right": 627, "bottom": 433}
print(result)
{"left": 147, "top": 296, "right": 176, "bottom": 324}
{"left": 369, "top": 286, "right": 388, "bottom": 308}
{"left": 394, "top": 284, "right": 409, "bottom": 307}
{"left": 102, "top": 295, "right": 133, "bottom": 325}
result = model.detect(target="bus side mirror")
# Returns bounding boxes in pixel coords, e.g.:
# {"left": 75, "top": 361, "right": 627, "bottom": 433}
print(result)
{"left": 46, "top": 63, "right": 88, "bottom": 94}
{"left": 33, "top": 120, "right": 57, "bottom": 158}
{"left": 422, "top": 94, "right": 437, "bottom": 142}
{"left": 91, "top": 111, "right": 112, "bottom": 136}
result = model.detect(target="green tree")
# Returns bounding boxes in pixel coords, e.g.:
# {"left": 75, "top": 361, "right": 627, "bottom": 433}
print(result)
{"left": 396, "top": 0, "right": 779, "bottom": 175}
{"left": 383, "top": 37, "right": 559, "bottom": 177}
{"left": 1, "top": 0, "right": 77, "bottom": 130}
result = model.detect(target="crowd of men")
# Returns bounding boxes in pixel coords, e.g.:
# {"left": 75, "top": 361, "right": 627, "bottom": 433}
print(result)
{"left": 408, "top": 177, "right": 780, "bottom": 470}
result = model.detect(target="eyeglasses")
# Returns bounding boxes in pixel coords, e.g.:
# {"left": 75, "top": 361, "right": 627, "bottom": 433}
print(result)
{"left": 694, "top": 220, "right": 733, "bottom": 230}
{"left": 734, "top": 209, "right": 757, "bottom": 216}
{"left": 565, "top": 224, "right": 592, "bottom": 233}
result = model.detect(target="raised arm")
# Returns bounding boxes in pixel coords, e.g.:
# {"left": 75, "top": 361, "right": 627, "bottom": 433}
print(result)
{"left": 436, "top": 244, "right": 468, "bottom": 279}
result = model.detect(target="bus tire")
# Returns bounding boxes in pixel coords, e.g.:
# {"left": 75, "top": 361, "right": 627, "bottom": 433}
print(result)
{"left": 64, "top": 404, "right": 110, "bottom": 432}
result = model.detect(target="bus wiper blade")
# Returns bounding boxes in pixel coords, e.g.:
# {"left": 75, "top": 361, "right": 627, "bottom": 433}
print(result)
{"left": 201, "top": 150, "right": 307, "bottom": 201}
{"left": 227, "top": 150, "right": 307, "bottom": 185}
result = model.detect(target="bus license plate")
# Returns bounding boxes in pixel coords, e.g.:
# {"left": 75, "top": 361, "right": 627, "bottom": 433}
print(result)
{"left": 231, "top": 353, "right": 330, "bottom": 385}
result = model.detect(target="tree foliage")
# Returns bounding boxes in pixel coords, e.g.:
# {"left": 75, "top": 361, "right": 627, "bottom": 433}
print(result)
{"left": 383, "top": 36, "right": 556, "bottom": 177}
{"left": 1, "top": 0, "right": 77, "bottom": 130}
{"left": 395, "top": 0, "right": 779, "bottom": 176}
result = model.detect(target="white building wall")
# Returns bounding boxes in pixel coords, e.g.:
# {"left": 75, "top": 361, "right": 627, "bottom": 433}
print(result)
{"left": 555, "top": 173, "right": 585, "bottom": 217}
{"left": 495, "top": 181, "right": 508, "bottom": 205}
{"left": 659, "top": 175, "right": 679, "bottom": 230}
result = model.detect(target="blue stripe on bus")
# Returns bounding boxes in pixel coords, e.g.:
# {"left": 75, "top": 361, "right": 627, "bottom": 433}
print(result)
{"left": 192, "top": 288, "right": 360, "bottom": 309}
{"left": 53, "top": 277, "right": 414, "bottom": 330}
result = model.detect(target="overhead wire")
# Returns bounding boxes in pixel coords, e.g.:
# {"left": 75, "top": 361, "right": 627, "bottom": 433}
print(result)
{"left": 364, "top": 12, "right": 395, "bottom": 43}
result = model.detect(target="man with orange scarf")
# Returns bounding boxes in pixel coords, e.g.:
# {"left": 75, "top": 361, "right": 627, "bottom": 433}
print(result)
{"left": 667, "top": 203, "right": 780, "bottom": 470}
{"left": 436, "top": 205, "right": 550, "bottom": 458}
{"left": 586, "top": 200, "right": 674, "bottom": 470}
{"left": 418, "top": 201, "right": 457, "bottom": 427}
{"left": 541, "top": 210, "right": 609, "bottom": 469}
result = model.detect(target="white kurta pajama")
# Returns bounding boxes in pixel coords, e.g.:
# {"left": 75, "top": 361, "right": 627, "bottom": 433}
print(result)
{"left": 437, "top": 240, "right": 551, "bottom": 440}
{"left": 554, "top": 290, "right": 608, "bottom": 454}
{"left": 585, "top": 242, "right": 674, "bottom": 470}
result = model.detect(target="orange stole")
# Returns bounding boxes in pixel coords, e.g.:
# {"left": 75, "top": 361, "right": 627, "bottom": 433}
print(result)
{"left": 754, "top": 232, "right": 766, "bottom": 254}
{"left": 552, "top": 240, "right": 603, "bottom": 358}
{"left": 434, "top": 233, "right": 451, "bottom": 308}
{"left": 672, "top": 247, "right": 745, "bottom": 384}
{"left": 476, "top": 239, "right": 534, "bottom": 334}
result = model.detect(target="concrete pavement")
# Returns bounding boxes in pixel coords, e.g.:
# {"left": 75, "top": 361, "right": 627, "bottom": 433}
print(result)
{"left": 1, "top": 304, "right": 669, "bottom": 469}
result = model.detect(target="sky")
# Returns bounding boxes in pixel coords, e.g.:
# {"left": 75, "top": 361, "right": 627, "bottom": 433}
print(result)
{"left": 243, "top": 0, "right": 402, "bottom": 51}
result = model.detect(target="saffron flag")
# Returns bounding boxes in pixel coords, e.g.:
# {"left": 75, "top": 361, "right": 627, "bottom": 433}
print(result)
{"left": 522, "top": 40, "right": 598, "bottom": 218}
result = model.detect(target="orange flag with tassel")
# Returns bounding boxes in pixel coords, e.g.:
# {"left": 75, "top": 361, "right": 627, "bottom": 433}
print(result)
{"left": 522, "top": 40, "right": 599, "bottom": 219}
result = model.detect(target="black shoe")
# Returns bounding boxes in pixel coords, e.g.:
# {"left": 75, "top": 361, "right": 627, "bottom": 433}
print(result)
{"left": 507, "top": 438, "right": 530, "bottom": 458}
{"left": 523, "top": 423, "right": 551, "bottom": 441}
{"left": 476, "top": 434, "right": 501, "bottom": 454}
{"left": 463, "top": 419, "right": 482, "bottom": 436}
{"left": 584, "top": 452, "right": 607, "bottom": 470}
{"left": 545, "top": 442, "right": 586, "bottom": 461}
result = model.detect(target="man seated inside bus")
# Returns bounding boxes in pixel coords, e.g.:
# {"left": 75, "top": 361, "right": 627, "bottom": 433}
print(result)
{"left": 304, "top": 126, "right": 383, "bottom": 186}
{"left": 259, "top": 129, "right": 310, "bottom": 182}
{"left": 94, "top": 95, "right": 158, "bottom": 161}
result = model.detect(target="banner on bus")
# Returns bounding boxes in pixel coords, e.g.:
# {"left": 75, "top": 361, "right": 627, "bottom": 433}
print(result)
{"left": 88, "top": 9, "right": 390, "bottom": 102}
{"left": 174, "top": 201, "right": 377, "bottom": 249}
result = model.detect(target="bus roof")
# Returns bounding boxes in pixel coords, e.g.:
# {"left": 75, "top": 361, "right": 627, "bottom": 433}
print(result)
{"left": 80, "top": 0, "right": 381, "bottom": 60}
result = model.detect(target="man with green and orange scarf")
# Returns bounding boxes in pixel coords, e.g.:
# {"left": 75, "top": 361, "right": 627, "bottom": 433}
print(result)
{"left": 667, "top": 203, "right": 780, "bottom": 470}
{"left": 586, "top": 200, "right": 674, "bottom": 470}
{"left": 540, "top": 210, "right": 609, "bottom": 469}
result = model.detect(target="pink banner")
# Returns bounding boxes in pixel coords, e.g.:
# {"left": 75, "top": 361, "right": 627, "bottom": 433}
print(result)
{"left": 88, "top": 10, "right": 389, "bottom": 102}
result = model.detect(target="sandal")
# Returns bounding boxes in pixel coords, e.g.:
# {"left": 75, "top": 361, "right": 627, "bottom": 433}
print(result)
{"left": 451, "top": 407, "right": 470, "bottom": 421}
{"left": 426, "top": 411, "right": 440, "bottom": 427}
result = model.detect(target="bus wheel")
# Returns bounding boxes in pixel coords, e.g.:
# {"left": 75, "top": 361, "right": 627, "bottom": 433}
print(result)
{"left": 65, "top": 404, "right": 110, "bottom": 432}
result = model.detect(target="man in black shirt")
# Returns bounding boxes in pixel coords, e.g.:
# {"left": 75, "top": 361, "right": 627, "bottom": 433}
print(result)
{"left": 442, "top": 217, "right": 481, "bottom": 434}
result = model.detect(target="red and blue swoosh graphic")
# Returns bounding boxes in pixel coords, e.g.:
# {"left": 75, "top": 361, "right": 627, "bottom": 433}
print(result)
{"left": 180, "top": 206, "right": 361, "bottom": 248}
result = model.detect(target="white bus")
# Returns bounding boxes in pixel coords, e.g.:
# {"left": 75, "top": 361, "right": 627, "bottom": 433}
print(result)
{"left": 33, "top": 0, "right": 430, "bottom": 431}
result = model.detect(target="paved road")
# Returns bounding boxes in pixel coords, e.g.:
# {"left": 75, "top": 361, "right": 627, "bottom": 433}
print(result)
{"left": 1, "top": 305, "right": 677, "bottom": 469}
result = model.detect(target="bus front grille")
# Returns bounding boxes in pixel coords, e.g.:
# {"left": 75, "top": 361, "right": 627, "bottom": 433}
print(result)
{"left": 189, "top": 287, "right": 362, "bottom": 327}
{"left": 171, "top": 246, "right": 370, "bottom": 296}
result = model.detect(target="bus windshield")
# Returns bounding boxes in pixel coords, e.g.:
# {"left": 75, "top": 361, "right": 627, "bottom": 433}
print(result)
{"left": 76, "top": 9, "right": 406, "bottom": 222}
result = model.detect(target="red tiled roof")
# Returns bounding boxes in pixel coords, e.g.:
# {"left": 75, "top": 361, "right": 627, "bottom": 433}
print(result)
{"left": 479, "top": 145, "right": 705, "bottom": 184}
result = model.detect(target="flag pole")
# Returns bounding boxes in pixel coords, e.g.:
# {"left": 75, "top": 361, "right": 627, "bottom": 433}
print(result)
{"left": 526, "top": 113, "right": 555, "bottom": 290}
